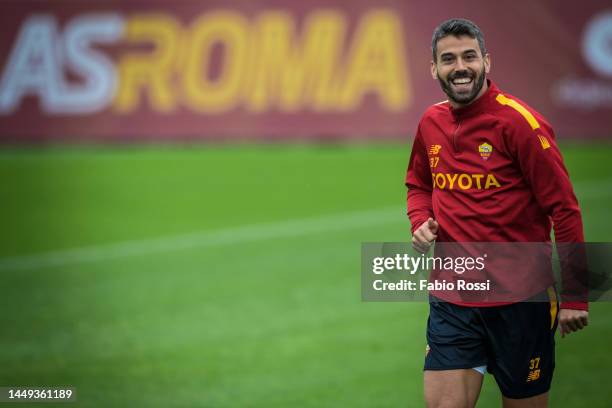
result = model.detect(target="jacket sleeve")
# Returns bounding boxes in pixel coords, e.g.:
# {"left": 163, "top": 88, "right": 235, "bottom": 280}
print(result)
{"left": 405, "top": 124, "right": 434, "bottom": 234}
{"left": 504, "top": 111, "right": 588, "bottom": 310}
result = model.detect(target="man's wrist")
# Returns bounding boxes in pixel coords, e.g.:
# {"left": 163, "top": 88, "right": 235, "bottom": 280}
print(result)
{"left": 560, "top": 301, "right": 588, "bottom": 311}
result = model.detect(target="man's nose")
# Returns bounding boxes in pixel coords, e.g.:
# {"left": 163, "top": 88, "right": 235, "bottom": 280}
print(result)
{"left": 455, "top": 58, "right": 466, "bottom": 70}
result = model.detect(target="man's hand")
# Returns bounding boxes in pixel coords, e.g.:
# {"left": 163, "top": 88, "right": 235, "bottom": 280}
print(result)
{"left": 558, "top": 309, "right": 588, "bottom": 338}
{"left": 412, "top": 217, "right": 439, "bottom": 253}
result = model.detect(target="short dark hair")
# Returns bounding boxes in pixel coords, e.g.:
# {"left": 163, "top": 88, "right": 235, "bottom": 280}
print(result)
{"left": 432, "top": 18, "right": 486, "bottom": 62}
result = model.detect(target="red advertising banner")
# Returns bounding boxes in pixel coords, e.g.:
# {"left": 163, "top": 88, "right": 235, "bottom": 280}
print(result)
{"left": 0, "top": 0, "right": 610, "bottom": 141}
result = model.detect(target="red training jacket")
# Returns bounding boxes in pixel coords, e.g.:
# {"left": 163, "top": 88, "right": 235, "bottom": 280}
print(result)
{"left": 405, "top": 80, "right": 587, "bottom": 310}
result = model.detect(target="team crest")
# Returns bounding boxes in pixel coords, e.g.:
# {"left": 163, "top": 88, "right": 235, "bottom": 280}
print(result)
{"left": 478, "top": 142, "right": 493, "bottom": 160}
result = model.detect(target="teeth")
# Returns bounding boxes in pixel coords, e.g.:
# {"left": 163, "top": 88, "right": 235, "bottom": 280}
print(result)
{"left": 452, "top": 78, "right": 472, "bottom": 84}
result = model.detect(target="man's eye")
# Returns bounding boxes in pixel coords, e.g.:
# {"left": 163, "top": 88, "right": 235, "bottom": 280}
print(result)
{"left": 464, "top": 55, "right": 476, "bottom": 61}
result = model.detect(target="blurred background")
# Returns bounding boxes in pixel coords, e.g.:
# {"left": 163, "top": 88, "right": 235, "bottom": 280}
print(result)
{"left": 0, "top": 1, "right": 610, "bottom": 406}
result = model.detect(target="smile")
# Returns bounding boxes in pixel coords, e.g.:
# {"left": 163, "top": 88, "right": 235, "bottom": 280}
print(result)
{"left": 451, "top": 77, "right": 473, "bottom": 85}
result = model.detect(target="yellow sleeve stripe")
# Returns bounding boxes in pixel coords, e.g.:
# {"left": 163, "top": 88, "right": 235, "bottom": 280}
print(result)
{"left": 495, "top": 94, "right": 541, "bottom": 130}
{"left": 538, "top": 135, "right": 551, "bottom": 150}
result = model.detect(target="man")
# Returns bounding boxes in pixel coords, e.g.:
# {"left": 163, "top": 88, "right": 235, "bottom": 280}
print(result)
{"left": 405, "top": 19, "right": 589, "bottom": 408}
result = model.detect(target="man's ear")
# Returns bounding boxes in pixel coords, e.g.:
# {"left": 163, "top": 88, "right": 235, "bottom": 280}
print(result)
{"left": 484, "top": 53, "right": 491, "bottom": 74}
{"left": 430, "top": 61, "right": 438, "bottom": 80}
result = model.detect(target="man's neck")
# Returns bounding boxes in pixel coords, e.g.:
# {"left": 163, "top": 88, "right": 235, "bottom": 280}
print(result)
{"left": 449, "top": 79, "right": 489, "bottom": 109}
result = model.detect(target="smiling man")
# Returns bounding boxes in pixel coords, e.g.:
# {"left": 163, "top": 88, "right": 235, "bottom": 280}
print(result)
{"left": 405, "top": 19, "right": 589, "bottom": 408}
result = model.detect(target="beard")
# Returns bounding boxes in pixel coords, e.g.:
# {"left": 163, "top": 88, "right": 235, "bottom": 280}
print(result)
{"left": 438, "top": 66, "right": 486, "bottom": 106}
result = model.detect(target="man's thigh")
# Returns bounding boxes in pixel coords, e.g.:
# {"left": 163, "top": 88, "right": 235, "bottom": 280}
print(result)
{"left": 424, "top": 369, "right": 483, "bottom": 408}
{"left": 502, "top": 393, "right": 549, "bottom": 408}
{"left": 424, "top": 300, "right": 488, "bottom": 407}
{"left": 424, "top": 295, "right": 557, "bottom": 404}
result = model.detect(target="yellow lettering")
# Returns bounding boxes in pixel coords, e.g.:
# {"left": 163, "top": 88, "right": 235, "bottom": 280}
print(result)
{"left": 114, "top": 14, "right": 182, "bottom": 113}
{"left": 446, "top": 173, "right": 458, "bottom": 189}
{"left": 458, "top": 174, "right": 472, "bottom": 190}
{"left": 435, "top": 173, "right": 446, "bottom": 189}
{"left": 246, "top": 10, "right": 345, "bottom": 112}
{"left": 473, "top": 174, "right": 484, "bottom": 189}
{"left": 432, "top": 173, "right": 500, "bottom": 190}
{"left": 183, "top": 11, "right": 248, "bottom": 113}
{"left": 339, "top": 9, "right": 410, "bottom": 111}
{"left": 485, "top": 174, "right": 501, "bottom": 189}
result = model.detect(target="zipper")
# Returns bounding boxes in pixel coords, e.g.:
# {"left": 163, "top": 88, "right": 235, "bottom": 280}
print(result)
{"left": 452, "top": 119, "right": 462, "bottom": 153}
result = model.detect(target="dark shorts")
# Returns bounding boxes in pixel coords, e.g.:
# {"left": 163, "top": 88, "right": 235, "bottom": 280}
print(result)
{"left": 424, "top": 288, "right": 558, "bottom": 399}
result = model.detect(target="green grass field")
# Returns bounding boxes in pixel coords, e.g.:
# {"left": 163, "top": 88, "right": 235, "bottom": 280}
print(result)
{"left": 0, "top": 142, "right": 610, "bottom": 407}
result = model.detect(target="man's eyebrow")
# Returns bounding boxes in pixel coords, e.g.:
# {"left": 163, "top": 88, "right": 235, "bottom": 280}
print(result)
{"left": 440, "top": 49, "right": 479, "bottom": 59}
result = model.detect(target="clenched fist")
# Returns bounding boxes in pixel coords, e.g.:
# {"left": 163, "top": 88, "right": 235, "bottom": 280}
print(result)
{"left": 412, "top": 217, "right": 439, "bottom": 253}
{"left": 558, "top": 309, "right": 588, "bottom": 338}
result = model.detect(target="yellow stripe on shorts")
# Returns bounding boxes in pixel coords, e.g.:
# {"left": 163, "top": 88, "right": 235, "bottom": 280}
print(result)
{"left": 547, "top": 286, "right": 558, "bottom": 330}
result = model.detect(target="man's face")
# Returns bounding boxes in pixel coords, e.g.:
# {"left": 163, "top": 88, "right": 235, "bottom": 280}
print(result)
{"left": 431, "top": 35, "right": 490, "bottom": 106}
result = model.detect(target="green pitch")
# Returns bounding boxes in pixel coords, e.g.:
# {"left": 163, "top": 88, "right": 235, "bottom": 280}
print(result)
{"left": 0, "top": 142, "right": 610, "bottom": 407}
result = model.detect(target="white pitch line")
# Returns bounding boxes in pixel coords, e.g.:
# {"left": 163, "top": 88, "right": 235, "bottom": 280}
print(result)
{"left": 1, "top": 178, "right": 608, "bottom": 273}
{"left": 0, "top": 206, "right": 405, "bottom": 272}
